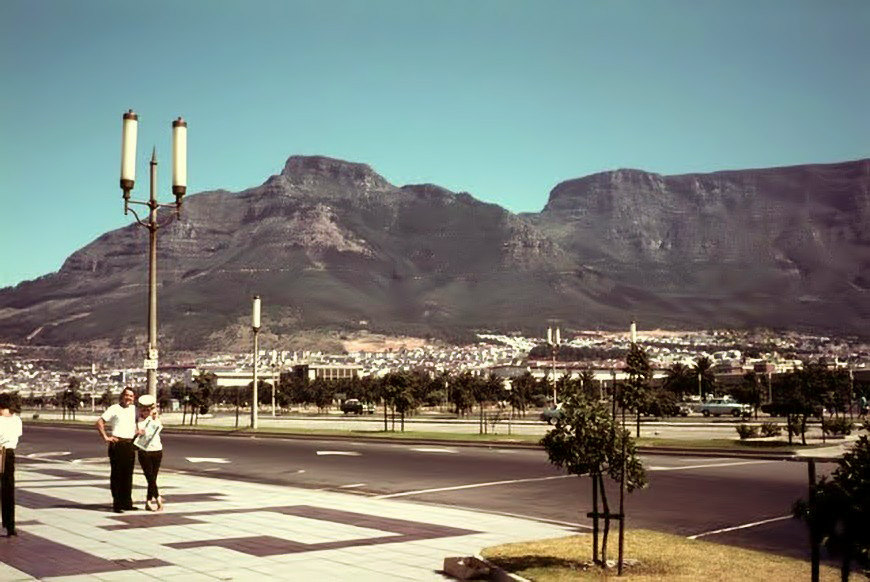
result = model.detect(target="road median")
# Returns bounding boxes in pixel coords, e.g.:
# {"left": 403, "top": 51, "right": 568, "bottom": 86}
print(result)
{"left": 26, "top": 417, "right": 847, "bottom": 460}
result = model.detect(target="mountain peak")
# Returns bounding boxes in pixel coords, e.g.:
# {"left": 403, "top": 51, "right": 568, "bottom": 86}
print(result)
{"left": 281, "top": 155, "right": 393, "bottom": 191}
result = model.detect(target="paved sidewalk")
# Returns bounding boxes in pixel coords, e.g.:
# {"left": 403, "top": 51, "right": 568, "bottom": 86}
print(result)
{"left": 0, "top": 455, "right": 575, "bottom": 581}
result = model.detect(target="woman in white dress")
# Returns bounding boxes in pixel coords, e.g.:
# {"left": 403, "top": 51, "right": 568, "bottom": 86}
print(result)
{"left": 134, "top": 394, "right": 164, "bottom": 511}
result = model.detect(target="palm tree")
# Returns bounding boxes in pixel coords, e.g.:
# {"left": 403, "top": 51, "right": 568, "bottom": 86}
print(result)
{"left": 663, "top": 363, "right": 692, "bottom": 399}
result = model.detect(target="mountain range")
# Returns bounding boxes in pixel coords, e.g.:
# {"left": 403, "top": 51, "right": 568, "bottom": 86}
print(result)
{"left": 1, "top": 155, "right": 868, "bottom": 351}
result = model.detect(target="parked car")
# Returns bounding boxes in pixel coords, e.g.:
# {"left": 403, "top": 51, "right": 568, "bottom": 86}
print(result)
{"left": 700, "top": 399, "right": 751, "bottom": 418}
{"left": 341, "top": 399, "right": 375, "bottom": 415}
{"left": 540, "top": 403, "right": 563, "bottom": 424}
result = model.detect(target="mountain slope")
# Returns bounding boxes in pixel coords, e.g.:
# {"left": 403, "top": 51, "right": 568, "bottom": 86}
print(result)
{"left": 1, "top": 156, "right": 867, "bottom": 349}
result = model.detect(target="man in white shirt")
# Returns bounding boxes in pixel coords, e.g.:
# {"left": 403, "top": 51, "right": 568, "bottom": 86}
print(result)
{"left": 0, "top": 393, "right": 22, "bottom": 536}
{"left": 95, "top": 387, "right": 138, "bottom": 513}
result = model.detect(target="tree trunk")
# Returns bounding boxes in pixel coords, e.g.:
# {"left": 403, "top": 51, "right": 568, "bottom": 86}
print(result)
{"left": 383, "top": 400, "right": 388, "bottom": 431}
{"left": 479, "top": 403, "right": 484, "bottom": 435}
{"left": 636, "top": 410, "right": 640, "bottom": 438}
{"left": 787, "top": 413, "right": 793, "bottom": 445}
{"left": 591, "top": 472, "right": 600, "bottom": 565}
{"left": 800, "top": 414, "right": 807, "bottom": 446}
{"left": 840, "top": 549, "right": 850, "bottom": 582}
{"left": 599, "top": 473, "right": 610, "bottom": 565}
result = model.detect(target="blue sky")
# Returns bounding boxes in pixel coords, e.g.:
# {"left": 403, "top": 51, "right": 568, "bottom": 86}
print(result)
{"left": 1, "top": 0, "right": 868, "bottom": 288}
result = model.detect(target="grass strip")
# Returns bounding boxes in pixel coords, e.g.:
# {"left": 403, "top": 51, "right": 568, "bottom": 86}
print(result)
{"left": 480, "top": 529, "right": 841, "bottom": 581}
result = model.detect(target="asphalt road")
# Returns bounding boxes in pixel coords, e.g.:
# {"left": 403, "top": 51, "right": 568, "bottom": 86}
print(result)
{"left": 21, "top": 424, "right": 833, "bottom": 562}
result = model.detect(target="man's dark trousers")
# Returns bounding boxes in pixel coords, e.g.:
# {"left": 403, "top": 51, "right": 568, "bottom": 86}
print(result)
{"left": 108, "top": 440, "right": 135, "bottom": 510}
{"left": 1, "top": 449, "right": 15, "bottom": 531}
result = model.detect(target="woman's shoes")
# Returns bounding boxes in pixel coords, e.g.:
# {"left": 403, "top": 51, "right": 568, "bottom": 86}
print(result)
{"left": 156, "top": 496, "right": 164, "bottom": 511}
{"left": 145, "top": 499, "right": 157, "bottom": 511}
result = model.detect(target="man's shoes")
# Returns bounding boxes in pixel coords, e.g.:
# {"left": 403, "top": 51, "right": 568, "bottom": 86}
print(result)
{"left": 5, "top": 529, "right": 17, "bottom": 537}
{"left": 124, "top": 506, "right": 140, "bottom": 511}
{"left": 113, "top": 507, "right": 124, "bottom": 514}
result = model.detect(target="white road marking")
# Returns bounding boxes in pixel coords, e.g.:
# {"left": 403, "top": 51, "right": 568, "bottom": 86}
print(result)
{"left": 27, "top": 452, "right": 71, "bottom": 459}
{"left": 410, "top": 447, "right": 457, "bottom": 454}
{"left": 339, "top": 483, "right": 366, "bottom": 489}
{"left": 316, "top": 451, "right": 361, "bottom": 456}
{"left": 373, "top": 475, "right": 572, "bottom": 499}
{"left": 687, "top": 515, "right": 792, "bottom": 539}
{"left": 649, "top": 460, "right": 773, "bottom": 472}
{"left": 72, "top": 457, "right": 108, "bottom": 464}
{"left": 185, "top": 457, "right": 231, "bottom": 464}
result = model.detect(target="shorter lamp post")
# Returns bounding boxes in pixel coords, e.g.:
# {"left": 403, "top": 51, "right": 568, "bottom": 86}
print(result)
{"left": 503, "top": 379, "right": 512, "bottom": 436}
{"left": 547, "top": 326, "right": 560, "bottom": 405}
{"left": 251, "top": 295, "right": 261, "bottom": 429}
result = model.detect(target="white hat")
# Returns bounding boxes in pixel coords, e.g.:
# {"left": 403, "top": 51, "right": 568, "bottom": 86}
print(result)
{"left": 138, "top": 394, "right": 156, "bottom": 407}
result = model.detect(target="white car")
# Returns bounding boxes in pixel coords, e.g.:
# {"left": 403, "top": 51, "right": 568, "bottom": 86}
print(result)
{"left": 700, "top": 399, "right": 751, "bottom": 418}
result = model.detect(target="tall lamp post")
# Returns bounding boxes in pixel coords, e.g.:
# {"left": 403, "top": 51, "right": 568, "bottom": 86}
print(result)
{"left": 251, "top": 295, "right": 261, "bottom": 429}
{"left": 119, "top": 110, "right": 187, "bottom": 399}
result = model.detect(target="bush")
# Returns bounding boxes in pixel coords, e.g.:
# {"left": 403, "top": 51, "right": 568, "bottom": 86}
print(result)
{"left": 760, "top": 422, "right": 782, "bottom": 437}
{"left": 32, "top": 413, "right": 39, "bottom": 419}
{"left": 736, "top": 424, "right": 759, "bottom": 440}
{"left": 822, "top": 417, "right": 853, "bottom": 436}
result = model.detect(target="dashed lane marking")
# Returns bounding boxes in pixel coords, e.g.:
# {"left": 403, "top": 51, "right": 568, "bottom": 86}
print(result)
{"left": 648, "top": 460, "right": 774, "bottom": 471}
{"left": 26, "top": 452, "right": 71, "bottom": 459}
{"left": 687, "top": 515, "right": 792, "bottom": 539}
{"left": 316, "top": 451, "right": 361, "bottom": 456}
{"left": 373, "top": 474, "right": 572, "bottom": 499}
{"left": 339, "top": 483, "right": 366, "bottom": 489}
{"left": 410, "top": 447, "right": 457, "bottom": 453}
{"left": 185, "top": 457, "right": 231, "bottom": 464}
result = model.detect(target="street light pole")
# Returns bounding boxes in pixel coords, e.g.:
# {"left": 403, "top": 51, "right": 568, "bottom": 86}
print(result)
{"left": 251, "top": 295, "right": 261, "bottom": 429}
{"left": 547, "top": 326, "right": 560, "bottom": 405}
{"left": 119, "top": 110, "right": 187, "bottom": 399}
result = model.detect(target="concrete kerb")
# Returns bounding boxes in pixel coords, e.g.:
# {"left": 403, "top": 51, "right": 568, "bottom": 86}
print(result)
{"left": 26, "top": 419, "right": 846, "bottom": 461}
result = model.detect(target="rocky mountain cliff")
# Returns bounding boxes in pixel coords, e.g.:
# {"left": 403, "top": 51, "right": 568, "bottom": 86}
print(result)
{"left": 1, "top": 156, "right": 868, "bottom": 350}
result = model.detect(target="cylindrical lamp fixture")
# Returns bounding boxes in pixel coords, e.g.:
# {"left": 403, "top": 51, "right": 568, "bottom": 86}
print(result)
{"left": 547, "top": 327, "right": 552, "bottom": 345}
{"left": 554, "top": 327, "right": 560, "bottom": 344}
{"left": 630, "top": 321, "right": 637, "bottom": 344}
{"left": 120, "top": 110, "right": 138, "bottom": 193}
{"left": 172, "top": 117, "right": 187, "bottom": 200}
{"left": 252, "top": 295, "right": 261, "bottom": 330}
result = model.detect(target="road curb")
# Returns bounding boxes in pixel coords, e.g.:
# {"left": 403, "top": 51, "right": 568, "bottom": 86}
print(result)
{"left": 25, "top": 419, "right": 841, "bottom": 460}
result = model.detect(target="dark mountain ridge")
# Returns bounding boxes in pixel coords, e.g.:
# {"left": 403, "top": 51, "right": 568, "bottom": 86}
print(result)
{"left": 1, "top": 156, "right": 868, "bottom": 350}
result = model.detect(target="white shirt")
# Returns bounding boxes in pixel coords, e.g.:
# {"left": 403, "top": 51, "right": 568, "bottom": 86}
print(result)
{"left": 100, "top": 403, "right": 137, "bottom": 439}
{"left": 134, "top": 416, "right": 163, "bottom": 452}
{"left": 0, "top": 415, "right": 22, "bottom": 449}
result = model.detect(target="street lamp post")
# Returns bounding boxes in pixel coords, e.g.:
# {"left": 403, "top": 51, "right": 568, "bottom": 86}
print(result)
{"left": 503, "top": 379, "right": 512, "bottom": 436}
{"left": 119, "top": 110, "right": 187, "bottom": 399}
{"left": 547, "top": 326, "right": 560, "bottom": 405}
{"left": 251, "top": 295, "right": 261, "bottom": 429}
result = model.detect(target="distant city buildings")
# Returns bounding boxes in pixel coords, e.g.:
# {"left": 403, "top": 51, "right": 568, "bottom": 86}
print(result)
{"left": 1, "top": 329, "right": 868, "bottom": 405}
